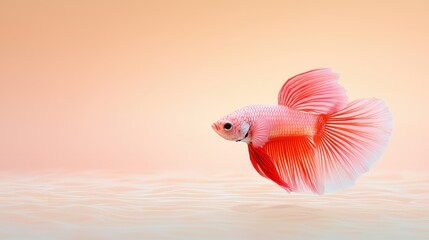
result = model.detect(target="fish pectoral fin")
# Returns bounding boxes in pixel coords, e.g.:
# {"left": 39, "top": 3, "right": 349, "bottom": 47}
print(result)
{"left": 250, "top": 117, "right": 270, "bottom": 148}
{"left": 247, "top": 144, "right": 291, "bottom": 192}
{"left": 277, "top": 68, "right": 347, "bottom": 114}
{"left": 262, "top": 136, "right": 324, "bottom": 194}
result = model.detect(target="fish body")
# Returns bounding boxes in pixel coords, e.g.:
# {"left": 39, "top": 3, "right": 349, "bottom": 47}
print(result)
{"left": 220, "top": 105, "right": 319, "bottom": 142}
{"left": 212, "top": 69, "right": 392, "bottom": 194}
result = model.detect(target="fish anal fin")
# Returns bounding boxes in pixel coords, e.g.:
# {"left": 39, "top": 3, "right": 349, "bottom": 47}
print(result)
{"left": 247, "top": 144, "right": 291, "bottom": 192}
{"left": 263, "top": 136, "right": 324, "bottom": 194}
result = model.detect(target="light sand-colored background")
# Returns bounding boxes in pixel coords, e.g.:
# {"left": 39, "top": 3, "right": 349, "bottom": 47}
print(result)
{"left": 1, "top": 0, "right": 428, "bottom": 173}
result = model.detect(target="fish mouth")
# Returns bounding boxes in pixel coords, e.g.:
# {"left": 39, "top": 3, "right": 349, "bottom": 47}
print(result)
{"left": 236, "top": 127, "right": 250, "bottom": 142}
{"left": 211, "top": 123, "right": 220, "bottom": 131}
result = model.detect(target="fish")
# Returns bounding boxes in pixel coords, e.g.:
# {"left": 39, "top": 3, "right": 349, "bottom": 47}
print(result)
{"left": 212, "top": 68, "right": 392, "bottom": 194}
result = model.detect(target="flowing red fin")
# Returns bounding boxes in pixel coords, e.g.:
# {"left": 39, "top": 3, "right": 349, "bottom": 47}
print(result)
{"left": 278, "top": 68, "right": 347, "bottom": 114}
{"left": 315, "top": 98, "right": 392, "bottom": 192}
{"left": 247, "top": 144, "right": 291, "bottom": 192}
{"left": 263, "top": 136, "right": 323, "bottom": 194}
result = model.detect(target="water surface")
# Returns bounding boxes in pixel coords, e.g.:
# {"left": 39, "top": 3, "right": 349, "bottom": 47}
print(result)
{"left": 0, "top": 171, "right": 427, "bottom": 239}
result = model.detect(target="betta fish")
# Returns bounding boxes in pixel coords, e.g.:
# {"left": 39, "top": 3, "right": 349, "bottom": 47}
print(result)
{"left": 212, "top": 68, "right": 392, "bottom": 194}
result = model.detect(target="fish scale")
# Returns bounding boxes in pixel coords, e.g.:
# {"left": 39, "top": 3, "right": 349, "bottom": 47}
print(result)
{"left": 238, "top": 105, "right": 318, "bottom": 138}
{"left": 212, "top": 68, "right": 392, "bottom": 194}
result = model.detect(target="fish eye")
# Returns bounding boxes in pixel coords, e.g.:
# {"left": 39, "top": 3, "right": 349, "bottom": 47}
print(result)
{"left": 223, "top": 122, "right": 232, "bottom": 131}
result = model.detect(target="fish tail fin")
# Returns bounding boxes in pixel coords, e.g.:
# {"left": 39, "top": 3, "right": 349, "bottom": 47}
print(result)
{"left": 315, "top": 98, "right": 392, "bottom": 192}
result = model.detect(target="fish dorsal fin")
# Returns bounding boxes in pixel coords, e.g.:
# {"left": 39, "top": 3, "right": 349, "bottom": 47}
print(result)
{"left": 278, "top": 68, "right": 348, "bottom": 114}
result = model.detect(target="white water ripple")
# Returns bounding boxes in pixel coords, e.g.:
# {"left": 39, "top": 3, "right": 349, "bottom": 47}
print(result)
{"left": 0, "top": 171, "right": 428, "bottom": 239}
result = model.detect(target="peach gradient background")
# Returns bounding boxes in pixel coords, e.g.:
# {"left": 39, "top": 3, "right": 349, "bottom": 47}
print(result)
{"left": 0, "top": 1, "right": 428, "bottom": 174}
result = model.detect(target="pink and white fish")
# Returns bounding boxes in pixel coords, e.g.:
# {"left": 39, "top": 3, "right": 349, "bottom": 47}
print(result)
{"left": 212, "top": 69, "right": 392, "bottom": 194}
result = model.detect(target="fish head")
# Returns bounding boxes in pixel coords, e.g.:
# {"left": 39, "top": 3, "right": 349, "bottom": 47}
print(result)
{"left": 212, "top": 113, "right": 250, "bottom": 143}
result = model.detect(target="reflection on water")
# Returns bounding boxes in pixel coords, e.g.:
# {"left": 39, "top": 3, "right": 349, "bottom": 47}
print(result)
{"left": 0, "top": 171, "right": 427, "bottom": 239}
